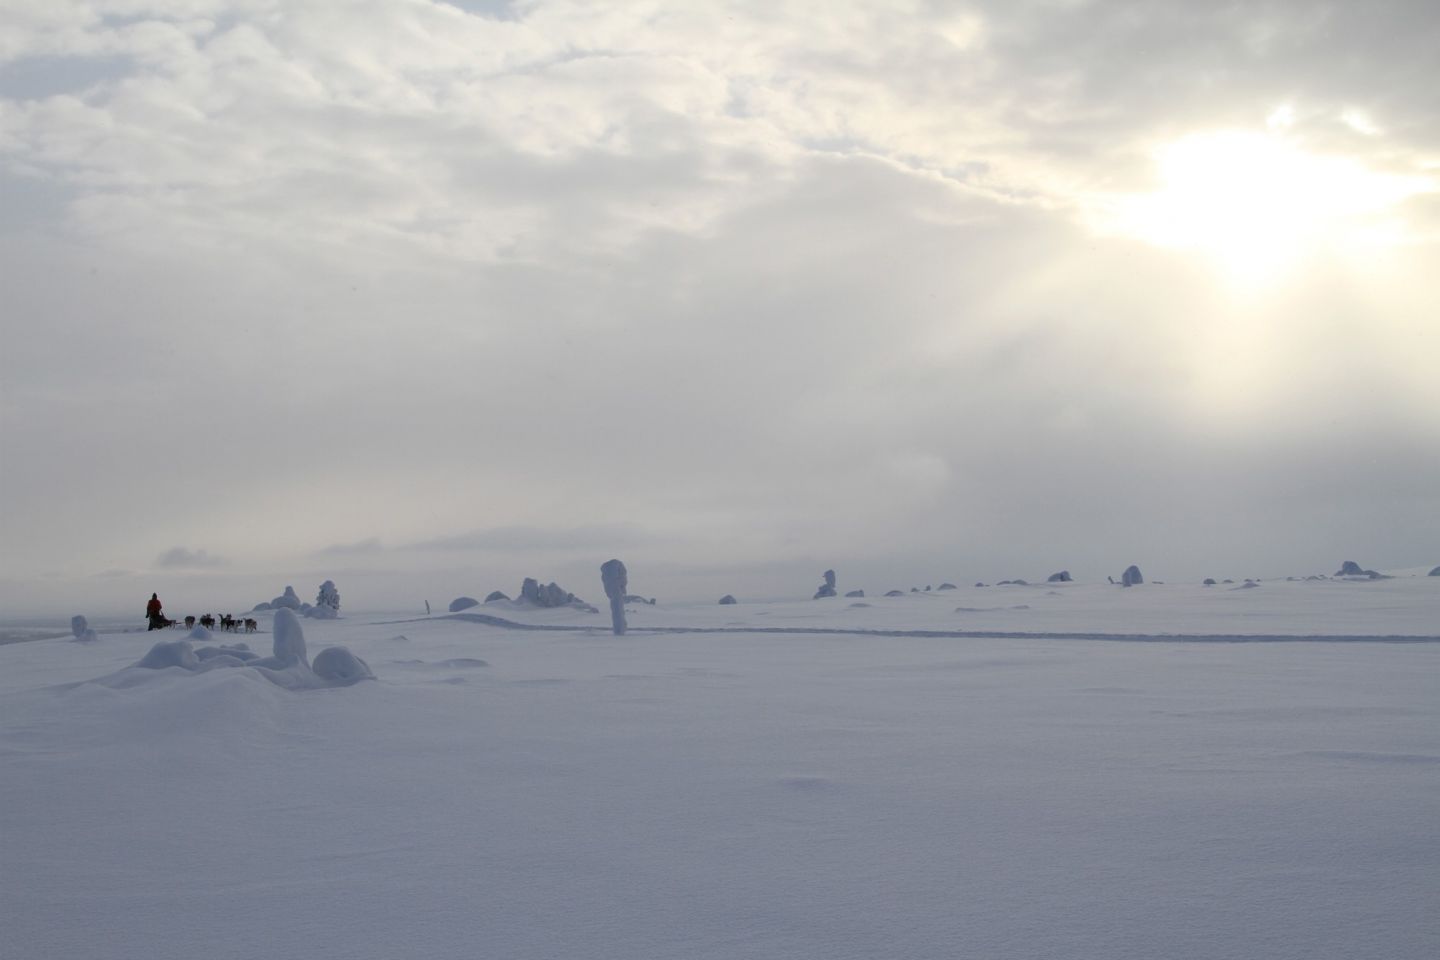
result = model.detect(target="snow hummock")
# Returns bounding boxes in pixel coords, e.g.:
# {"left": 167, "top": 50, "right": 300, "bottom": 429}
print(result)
{"left": 135, "top": 639, "right": 200, "bottom": 669}
{"left": 449, "top": 597, "right": 480, "bottom": 612}
{"left": 70, "top": 615, "right": 98, "bottom": 642}
{"left": 269, "top": 585, "right": 303, "bottom": 610}
{"left": 121, "top": 608, "right": 371, "bottom": 691}
{"left": 279, "top": 609, "right": 309, "bottom": 660}
{"left": 1122, "top": 564, "right": 1144, "bottom": 586}
{"left": 311, "top": 646, "right": 374, "bottom": 685}
{"left": 813, "top": 569, "right": 837, "bottom": 599}
{"left": 600, "top": 559, "right": 628, "bottom": 636}
{"left": 518, "top": 577, "right": 597, "bottom": 612}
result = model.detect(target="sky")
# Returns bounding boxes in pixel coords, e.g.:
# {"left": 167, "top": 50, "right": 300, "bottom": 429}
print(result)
{"left": 2, "top": 0, "right": 1438, "bottom": 617}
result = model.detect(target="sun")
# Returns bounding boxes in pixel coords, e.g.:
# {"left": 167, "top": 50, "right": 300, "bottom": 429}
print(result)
{"left": 1103, "top": 128, "right": 1430, "bottom": 286}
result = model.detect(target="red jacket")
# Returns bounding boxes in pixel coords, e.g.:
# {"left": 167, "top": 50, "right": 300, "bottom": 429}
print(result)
{"left": 146, "top": 597, "right": 163, "bottom": 617}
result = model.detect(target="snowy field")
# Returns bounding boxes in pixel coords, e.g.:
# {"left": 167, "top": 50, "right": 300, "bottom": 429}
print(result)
{"left": 2, "top": 576, "right": 1438, "bottom": 960}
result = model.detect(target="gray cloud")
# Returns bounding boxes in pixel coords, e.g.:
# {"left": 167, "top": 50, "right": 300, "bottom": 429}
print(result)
{"left": 156, "top": 547, "right": 227, "bottom": 569}
{"left": 412, "top": 523, "right": 651, "bottom": 553}
{"left": 316, "top": 538, "right": 385, "bottom": 556}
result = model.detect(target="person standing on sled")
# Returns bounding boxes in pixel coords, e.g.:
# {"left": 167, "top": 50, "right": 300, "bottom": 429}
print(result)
{"left": 146, "top": 593, "right": 166, "bottom": 630}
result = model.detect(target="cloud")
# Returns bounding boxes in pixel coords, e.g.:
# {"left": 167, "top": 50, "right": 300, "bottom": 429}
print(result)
{"left": 156, "top": 547, "right": 226, "bottom": 569}
{"left": 411, "top": 523, "right": 650, "bottom": 553}
{"left": 316, "top": 537, "right": 385, "bottom": 556}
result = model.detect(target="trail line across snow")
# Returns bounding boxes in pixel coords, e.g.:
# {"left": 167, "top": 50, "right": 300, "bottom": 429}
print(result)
{"left": 386, "top": 612, "right": 1440, "bottom": 644}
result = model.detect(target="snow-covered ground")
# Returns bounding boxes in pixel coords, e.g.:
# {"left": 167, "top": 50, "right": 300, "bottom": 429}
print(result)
{"left": 2, "top": 576, "right": 1437, "bottom": 959}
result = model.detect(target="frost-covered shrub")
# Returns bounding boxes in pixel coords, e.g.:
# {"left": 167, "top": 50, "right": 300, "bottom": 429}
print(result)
{"left": 316, "top": 580, "right": 340, "bottom": 612}
{"left": 271, "top": 586, "right": 303, "bottom": 610}
{"left": 813, "top": 569, "right": 837, "bottom": 599}
{"left": 518, "top": 578, "right": 597, "bottom": 611}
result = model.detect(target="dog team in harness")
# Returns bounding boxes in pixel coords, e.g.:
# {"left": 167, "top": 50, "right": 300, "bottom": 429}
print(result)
{"left": 145, "top": 593, "right": 255, "bottom": 633}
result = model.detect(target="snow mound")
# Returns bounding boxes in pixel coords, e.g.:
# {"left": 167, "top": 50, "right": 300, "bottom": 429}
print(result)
{"left": 449, "top": 597, "right": 480, "bottom": 612}
{"left": 484, "top": 591, "right": 509, "bottom": 603}
{"left": 270, "top": 586, "right": 303, "bottom": 610}
{"left": 519, "top": 577, "right": 598, "bottom": 612}
{"left": 70, "top": 615, "right": 98, "bottom": 642}
{"left": 1122, "top": 565, "right": 1144, "bottom": 587}
{"left": 813, "top": 569, "right": 837, "bottom": 599}
{"left": 1430, "top": 566, "right": 1440, "bottom": 577}
{"left": 195, "top": 643, "right": 257, "bottom": 662}
{"left": 1048, "top": 571, "right": 1073, "bottom": 583}
{"left": 312, "top": 647, "right": 374, "bottom": 685}
{"left": 845, "top": 590, "right": 865, "bottom": 598}
{"left": 1332, "top": 560, "right": 1385, "bottom": 578}
{"left": 601, "top": 559, "right": 628, "bottom": 635}
{"left": 136, "top": 640, "right": 200, "bottom": 670}
{"left": 718, "top": 595, "right": 737, "bottom": 605}
{"left": 126, "top": 610, "right": 372, "bottom": 690}
{"left": 269, "top": 609, "right": 308, "bottom": 666}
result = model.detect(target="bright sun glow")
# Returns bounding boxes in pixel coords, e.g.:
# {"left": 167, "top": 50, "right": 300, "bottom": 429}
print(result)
{"left": 1108, "top": 130, "right": 1431, "bottom": 286}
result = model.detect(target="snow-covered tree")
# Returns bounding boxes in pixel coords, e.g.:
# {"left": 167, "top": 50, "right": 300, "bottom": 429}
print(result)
{"left": 309, "top": 580, "right": 340, "bottom": 619}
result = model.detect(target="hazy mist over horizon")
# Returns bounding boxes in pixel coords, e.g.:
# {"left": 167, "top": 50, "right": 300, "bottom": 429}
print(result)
{"left": 3, "top": 1, "right": 1438, "bottom": 619}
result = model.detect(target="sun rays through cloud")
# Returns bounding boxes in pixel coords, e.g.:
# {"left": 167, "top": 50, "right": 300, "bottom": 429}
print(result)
{"left": 1099, "top": 127, "right": 1433, "bottom": 288}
